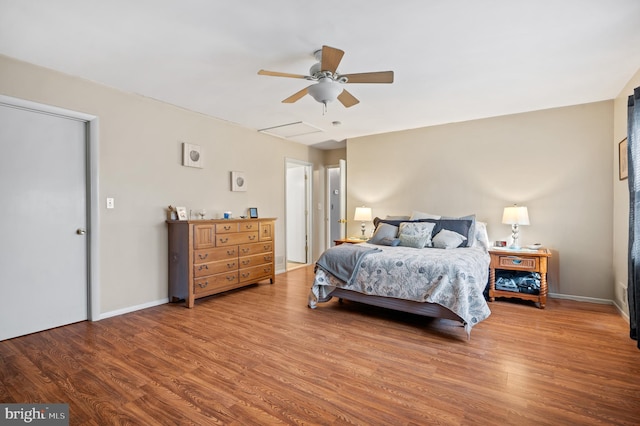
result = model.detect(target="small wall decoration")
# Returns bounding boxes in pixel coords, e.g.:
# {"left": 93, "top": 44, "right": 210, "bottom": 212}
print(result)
{"left": 176, "top": 206, "right": 188, "bottom": 220}
{"left": 182, "top": 143, "right": 203, "bottom": 168}
{"left": 249, "top": 207, "right": 258, "bottom": 218}
{"left": 619, "top": 137, "right": 628, "bottom": 180}
{"left": 231, "top": 171, "right": 247, "bottom": 191}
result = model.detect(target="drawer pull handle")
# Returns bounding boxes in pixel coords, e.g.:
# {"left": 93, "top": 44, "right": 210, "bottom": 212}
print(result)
{"left": 198, "top": 281, "right": 209, "bottom": 289}
{"left": 264, "top": 245, "right": 270, "bottom": 250}
{"left": 248, "top": 235, "right": 256, "bottom": 241}
{"left": 264, "top": 267, "right": 271, "bottom": 272}
{"left": 511, "top": 259, "right": 522, "bottom": 265}
{"left": 242, "top": 248, "right": 250, "bottom": 253}
{"left": 198, "top": 265, "right": 209, "bottom": 271}
{"left": 224, "top": 225, "right": 231, "bottom": 230}
{"left": 198, "top": 253, "right": 208, "bottom": 260}
{"left": 242, "top": 260, "right": 250, "bottom": 265}
{"left": 227, "top": 262, "right": 236, "bottom": 268}
{"left": 245, "top": 224, "right": 253, "bottom": 229}
{"left": 219, "top": 237, "right": 229, "bottom": 243}
{"left": 226, "top": 275, "right": 236, "bottom": 281}
{"left": 242, "top": 272, "right": 250, "bottom": 278}
{"left": 227, "top": 249, "right": 235, "bottom": 255}
{"left": 264, "top": 256, "right": 272, "bottom": 261}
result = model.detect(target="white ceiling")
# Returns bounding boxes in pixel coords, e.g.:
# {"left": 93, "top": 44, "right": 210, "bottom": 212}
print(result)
{"left": 1, "top": 0, "right": 639, "bottom": 149}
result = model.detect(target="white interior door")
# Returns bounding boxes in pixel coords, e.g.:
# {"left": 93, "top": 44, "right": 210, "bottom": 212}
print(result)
{"left": 0, "top": 103, "right": 88, "bottom": 340}
{"left": 286, "top": 163, "right": 307, "bottom": 264}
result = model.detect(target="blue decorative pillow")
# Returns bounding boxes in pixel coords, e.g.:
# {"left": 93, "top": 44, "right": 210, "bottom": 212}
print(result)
{"left": 368, "top": 222, "right": 398, "bottom": 244}
{"left": 442, "top": 214, "right": 476, "bottom": 247}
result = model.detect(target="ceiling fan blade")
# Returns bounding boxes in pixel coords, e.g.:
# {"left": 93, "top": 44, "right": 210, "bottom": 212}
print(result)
{"left": 258, "top": 69, "right": 309, "bottom": 79}
{"left": 282, "top": 87, "right": 309, "bottom": 103}
{"left": 341, "top": 71, "right": 394, "bottom": 84}
{"left": 337, "top": 89, "right": 360, "bottom": 108}
{"left": 321, "top": 45, "right": 345, "bottom": 74}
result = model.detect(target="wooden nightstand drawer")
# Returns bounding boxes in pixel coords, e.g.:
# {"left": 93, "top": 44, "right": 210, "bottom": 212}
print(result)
{"left": 498, "top": 255, "right": 538, "bottom": 270}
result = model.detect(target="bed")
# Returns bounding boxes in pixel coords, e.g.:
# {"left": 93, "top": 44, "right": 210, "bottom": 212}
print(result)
{"left": 308, "top": 214, "right": 491, "bottom": 337}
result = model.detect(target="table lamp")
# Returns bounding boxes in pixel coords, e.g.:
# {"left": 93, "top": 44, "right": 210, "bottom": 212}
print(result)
{"left": 354, "top": 207, "right": 372, "bottom": 239}
{"left": 502, "top": 205, "right": 529, "bottom": 249}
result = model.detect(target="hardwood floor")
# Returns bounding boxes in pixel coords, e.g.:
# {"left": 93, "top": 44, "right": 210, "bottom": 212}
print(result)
{"left": 1, "top": 265, "right": 639, "bottom": 425}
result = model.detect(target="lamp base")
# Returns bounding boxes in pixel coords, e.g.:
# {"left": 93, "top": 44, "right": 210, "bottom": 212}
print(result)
{"left": 509, "top": 224, "right": 520, "bottom": 249}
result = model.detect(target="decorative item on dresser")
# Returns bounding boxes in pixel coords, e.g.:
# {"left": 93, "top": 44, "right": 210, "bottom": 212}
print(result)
{"left": 167, "top": 218, "right": 276, "bottom": 308}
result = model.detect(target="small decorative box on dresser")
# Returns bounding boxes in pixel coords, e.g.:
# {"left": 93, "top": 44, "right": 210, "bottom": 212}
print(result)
{"left": 488, "top": 248, "right": 552, "bottom": 308}
{"left": 167, "top": 218, "right": 276, "bottom": 308}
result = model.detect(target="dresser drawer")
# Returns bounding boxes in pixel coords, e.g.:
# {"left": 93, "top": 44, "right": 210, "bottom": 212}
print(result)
{"left": 194, "top": 246, "right": 238, "bottom": 264}
{"left": 216, "top": 222, "right": 239, "bottom": 233}
{"left": 193, "top": 258, "right": 238, "bottom": 278}
{"left": 497, "top": 255, "right": 538, "bottom": 270}
{"left": 193, "top": 273, "right": 239, "bottom": 295}
{"left": 239, "top": 221, "right": 259, "bottom": 232}
{"left": 239, "top": 252, "right": 274, "bottom": 268}
{"left": 238, "top": 241, "right": 273, "bottom": 256}
{"left": 216, "top": 232, "right": 259, "bottom": 246}
{"left": 239, "top": 263, "right": 273, "bottom": 284}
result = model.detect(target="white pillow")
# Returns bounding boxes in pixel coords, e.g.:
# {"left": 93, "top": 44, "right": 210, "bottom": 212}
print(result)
{"left": 409, "top": 210, "right": 441, "bottom": 220}
{"left": 432, "top": 229, "right": 467, "bottom": 249}
{"left": 471, "top": 221, "right": 490, "bottom": 250}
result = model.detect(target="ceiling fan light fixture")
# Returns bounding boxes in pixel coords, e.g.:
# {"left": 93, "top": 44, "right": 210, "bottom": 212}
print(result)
{"left": 307, "top": 78, "right": 343, "bottom": 104}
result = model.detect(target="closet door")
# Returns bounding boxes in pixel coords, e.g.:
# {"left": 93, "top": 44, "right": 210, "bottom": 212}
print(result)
{"left": 0, "top": 103, "right": 88, "bottom": 340}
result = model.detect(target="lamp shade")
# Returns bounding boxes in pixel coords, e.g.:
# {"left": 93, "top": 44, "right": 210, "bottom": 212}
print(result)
{"left": 354, "top": 207, "right": 372, "bottom": 222}
{"left": 502, "top": 206, "right": 530, "bottom": 225}
{"left": 307, "top": 78, "right": 343, "bottom": 104}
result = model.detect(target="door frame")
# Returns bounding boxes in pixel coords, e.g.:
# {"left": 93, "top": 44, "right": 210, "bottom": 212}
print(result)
{"left": 0, "top": 95, "right": 100, "bottom": 321}
{"left": 325, "top": 159, "right": 346, "bottom": 247}
{"left": 285, "top": 158, "right": 313, "bottom": 268}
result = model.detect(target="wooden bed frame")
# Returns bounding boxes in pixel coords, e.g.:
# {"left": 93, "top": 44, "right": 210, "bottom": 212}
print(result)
{"left": 323, "top": 287, "right": 465, "bottom": 324}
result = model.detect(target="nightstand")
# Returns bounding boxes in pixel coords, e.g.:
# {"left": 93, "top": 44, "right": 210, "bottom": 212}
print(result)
{"left": 334, "top": 238, "right": 366, "bottom": 246}
{"left": 488, "top": 248, "right": 552, "bottom": 308}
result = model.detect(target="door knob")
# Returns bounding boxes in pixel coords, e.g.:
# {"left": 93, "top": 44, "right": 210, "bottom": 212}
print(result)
{"left": 76, "top": 228, "right": 87, "bottom": 235}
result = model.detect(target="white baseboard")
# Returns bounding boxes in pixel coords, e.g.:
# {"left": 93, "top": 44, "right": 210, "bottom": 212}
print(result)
{"left": 613, "top": 301, "right": 630, "bottom": 323}
{"left": 548, "top": 293, "right": 613, "bottom": 305}
{"left": 98, "top": 298, "right": 169, "bottom": 320}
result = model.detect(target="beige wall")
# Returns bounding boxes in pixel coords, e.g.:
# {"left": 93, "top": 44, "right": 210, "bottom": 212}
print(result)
{"left": 613, "top": 68, "right": 640, "bottom": 316}
{"left": 0, "top": 54, "right": 326, "bottom": 315}
{"left": 347, "top": 101, "right": 614, "bottom": 300}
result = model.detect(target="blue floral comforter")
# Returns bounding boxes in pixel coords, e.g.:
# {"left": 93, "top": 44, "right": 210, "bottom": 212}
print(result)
{"left": 309, "top": 243, "right": 491, "bottom": 334}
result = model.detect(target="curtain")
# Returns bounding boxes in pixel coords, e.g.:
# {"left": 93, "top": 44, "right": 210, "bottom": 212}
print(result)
{"left": 628, "top": 86, "right": 640, "bottom": 349}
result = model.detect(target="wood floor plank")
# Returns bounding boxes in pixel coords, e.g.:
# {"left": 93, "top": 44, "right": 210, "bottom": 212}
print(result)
{"left": 1, "top": 265, "right": 639, "bottom": 425}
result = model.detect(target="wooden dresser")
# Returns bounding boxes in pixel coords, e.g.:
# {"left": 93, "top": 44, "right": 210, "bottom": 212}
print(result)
{"left": 167, "top": 218, "right": 276, "bottom": 308}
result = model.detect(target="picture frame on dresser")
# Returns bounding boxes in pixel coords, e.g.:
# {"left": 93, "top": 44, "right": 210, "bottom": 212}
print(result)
{"left": 249, "top": 207, "right": 258, "bottom": 218}
{"left": 176, "top": 206, "right": 188, "bottom": 220}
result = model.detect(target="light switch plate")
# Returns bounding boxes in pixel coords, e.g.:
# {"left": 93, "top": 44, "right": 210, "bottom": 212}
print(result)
{"left": 106, "top": 198, "right": 114, "bottom": 209}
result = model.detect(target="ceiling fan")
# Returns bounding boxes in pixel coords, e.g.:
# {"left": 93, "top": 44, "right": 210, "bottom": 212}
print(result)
{"left": 258, "top": 45, "right": 394, "bottom": 109}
